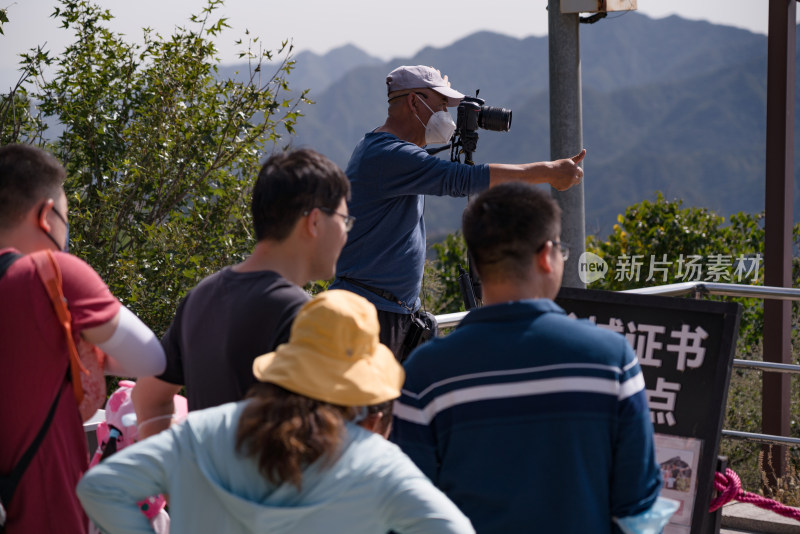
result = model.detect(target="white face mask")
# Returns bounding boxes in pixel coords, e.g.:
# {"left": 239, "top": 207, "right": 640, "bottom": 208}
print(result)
{"left": 414, "top": 95, "right": 456, "bottom": 145}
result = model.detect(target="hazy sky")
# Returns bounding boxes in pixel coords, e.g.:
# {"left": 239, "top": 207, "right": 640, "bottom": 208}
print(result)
{"left": 0, "top": 0, "right": 790, "bottom": 90}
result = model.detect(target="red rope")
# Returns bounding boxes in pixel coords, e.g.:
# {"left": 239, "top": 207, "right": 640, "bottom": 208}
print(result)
{"left": 709, "top": 468, "right": 800, "bottom": 523}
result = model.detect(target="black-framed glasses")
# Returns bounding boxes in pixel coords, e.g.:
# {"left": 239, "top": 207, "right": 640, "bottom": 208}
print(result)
{"left": 537, "top": 240, "right": 569, "bottom": 261}
{"left": 306, "top": 206, "right": 356, "bottom": 232}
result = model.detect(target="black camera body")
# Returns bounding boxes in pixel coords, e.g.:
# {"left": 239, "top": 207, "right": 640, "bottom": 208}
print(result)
{"left": 456, "top": 96, "right": 512, "bottom": 135}
{"left": 451, "top": 95, "right": 512, "bottom": 164}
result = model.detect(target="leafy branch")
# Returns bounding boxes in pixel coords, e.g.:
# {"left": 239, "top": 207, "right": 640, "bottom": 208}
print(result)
{"left": 15, "top": 0, "right": 312, "bottom": 335}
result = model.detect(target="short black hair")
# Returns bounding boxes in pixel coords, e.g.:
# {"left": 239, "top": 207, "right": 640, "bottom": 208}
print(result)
{"left": 462, "top": 183, "right": 561, "bottom": 282}
{"left": 252, "top": 149, "right": 350, "bottom": 241}
{"left": 0, "top": 144, "right": 66, "bottom": 230}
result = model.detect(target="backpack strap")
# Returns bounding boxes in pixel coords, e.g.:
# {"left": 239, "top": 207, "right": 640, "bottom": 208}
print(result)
{"left": 0, "top": 379, "right": 64, "bottom": 526}
{"left": 0, "top": 252, "right": 21, "bottom": 280}
{"left": 0, "top": 251, "right": 70, "bottom": 529}
{"left": 30, "top": 250, "right": 87, "bottom": 406}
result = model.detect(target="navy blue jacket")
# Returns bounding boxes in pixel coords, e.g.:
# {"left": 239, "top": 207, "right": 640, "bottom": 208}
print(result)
{"left": 393, "top": 299, "right": 662, "bottom": 533}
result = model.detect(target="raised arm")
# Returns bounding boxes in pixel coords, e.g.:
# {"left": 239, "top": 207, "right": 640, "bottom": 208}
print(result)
{"left": 489, "top": 149, "right": 585, "bottom": 191}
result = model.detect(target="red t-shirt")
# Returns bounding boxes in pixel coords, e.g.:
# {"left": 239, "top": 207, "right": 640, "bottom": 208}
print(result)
{"left": 0, "top": 249, "right": 120, "bottom": 533}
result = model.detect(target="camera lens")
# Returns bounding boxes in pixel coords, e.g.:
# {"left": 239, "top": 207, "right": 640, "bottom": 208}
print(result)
{"left": 478, "top": 106, "right": 512, "bottom": 132}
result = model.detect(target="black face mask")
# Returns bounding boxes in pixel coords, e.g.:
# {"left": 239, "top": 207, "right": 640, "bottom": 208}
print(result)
{"left": 39, "top": 204, "right": 69, "bottom": 252}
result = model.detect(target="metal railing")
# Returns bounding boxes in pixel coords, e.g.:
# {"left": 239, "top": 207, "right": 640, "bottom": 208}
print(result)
{"left": 434, "top": 282, "right": 800, "bottom": 448}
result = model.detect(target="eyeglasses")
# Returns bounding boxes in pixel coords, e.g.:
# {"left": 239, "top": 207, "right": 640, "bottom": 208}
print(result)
{"left": 537, "top": 240, "right": 569, "bottom": 261}
{"left": 306, "top": 206, "right": 356, "bottom": 232}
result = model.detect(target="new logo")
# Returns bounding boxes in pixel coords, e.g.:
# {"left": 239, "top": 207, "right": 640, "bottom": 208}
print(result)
{"left": 578, "top": 251, "right": 609, "bottom": 284}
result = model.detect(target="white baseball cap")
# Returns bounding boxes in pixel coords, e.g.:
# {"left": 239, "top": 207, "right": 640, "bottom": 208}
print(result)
{"left": 386, "top": 65, "right": 465, "bottom": 107}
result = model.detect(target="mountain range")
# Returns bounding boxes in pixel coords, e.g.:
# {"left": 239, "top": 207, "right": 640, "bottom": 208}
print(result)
{"left": 227, "top": 12, "right": 799, "bottom": 241}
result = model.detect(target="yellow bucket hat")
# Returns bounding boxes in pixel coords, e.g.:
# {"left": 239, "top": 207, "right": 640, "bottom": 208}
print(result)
{"left": 252, "top": 290, "right": 404, "bottom": 406}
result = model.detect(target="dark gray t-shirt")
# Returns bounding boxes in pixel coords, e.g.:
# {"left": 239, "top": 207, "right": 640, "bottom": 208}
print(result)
{"left": 159, "top": 267, "right": 309, "bottom": 411}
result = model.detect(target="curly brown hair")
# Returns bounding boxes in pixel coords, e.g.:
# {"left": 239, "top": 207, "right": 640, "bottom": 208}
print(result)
{"left": 236, "top": 383, "right": 358, "bottom": 489}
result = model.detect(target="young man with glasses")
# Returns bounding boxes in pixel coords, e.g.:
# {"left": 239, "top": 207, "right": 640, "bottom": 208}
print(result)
{"left": 331, "top": 65, "right": 586, "bottom": 361}
{"left": 133, "top": 148, "right": 352, "bottom": 436}
{"left": 0, "top": 144, "right": 166, "bottom": 533}
{"left": 393, "top": 183, "right": 661, "bottom": 534}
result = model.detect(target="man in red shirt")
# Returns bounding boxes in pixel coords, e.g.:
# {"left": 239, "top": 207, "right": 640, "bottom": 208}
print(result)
{"left": 0, "top": 144, "right": 167, "bottom": 533}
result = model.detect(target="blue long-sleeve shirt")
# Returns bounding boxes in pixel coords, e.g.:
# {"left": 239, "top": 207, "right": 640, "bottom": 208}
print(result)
{"left": 331, "top": 131, "right": 490, "bottom": 313}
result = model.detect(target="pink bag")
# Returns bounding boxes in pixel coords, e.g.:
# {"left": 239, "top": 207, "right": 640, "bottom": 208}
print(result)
{"left": 89, "top": 380, "right": 187, "bottom": 529}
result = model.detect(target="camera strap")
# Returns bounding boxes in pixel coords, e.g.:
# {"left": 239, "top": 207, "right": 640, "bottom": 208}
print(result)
{"left": 337, "top": 276, "right": 414, "bottom": 313}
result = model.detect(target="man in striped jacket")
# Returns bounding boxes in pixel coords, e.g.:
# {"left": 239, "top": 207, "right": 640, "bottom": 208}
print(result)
{"left": 393, "top": 183, "right": 662, "bottom": 533}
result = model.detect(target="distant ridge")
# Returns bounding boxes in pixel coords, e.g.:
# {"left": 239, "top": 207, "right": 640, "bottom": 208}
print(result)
{"left": 240, "top": 12, "right": 799, "bottom": 239}
{"left": 217, "top": 43, "right": 383, "bottom": 97}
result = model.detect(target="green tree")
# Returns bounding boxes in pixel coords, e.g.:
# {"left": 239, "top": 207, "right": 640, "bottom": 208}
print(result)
{"left": 0, "top": 69, "right": 46, "bottom": 146}
{"left": 585, "top": 192, "right": 773, "bottom": 347}
{"left": 424, "top": 231, "right": 471, "bottom": 314}
{"left": 586, "top": 193, "right": 767, "bottom": 290}
{"left": 0, "top": 3, "right": 48, "bottom": 146}
{"left": 17, "top": 0, "right": 310, "bottom": 335}
{"left": 585, "top": 192, "right": 800, "bottom": 493}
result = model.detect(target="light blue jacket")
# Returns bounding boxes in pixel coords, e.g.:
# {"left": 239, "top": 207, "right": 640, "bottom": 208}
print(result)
{"left": 77, "top": 401, "right": 474, "bottom": 534}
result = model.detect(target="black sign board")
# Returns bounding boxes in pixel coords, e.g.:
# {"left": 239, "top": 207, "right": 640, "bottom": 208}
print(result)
{"left": 555, "top": 287, "right": 741, "bottom": 534}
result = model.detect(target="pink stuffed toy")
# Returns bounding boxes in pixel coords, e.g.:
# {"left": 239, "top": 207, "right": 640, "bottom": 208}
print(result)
{"left": 88, "top": 380, "right": 187, "bottom": 532}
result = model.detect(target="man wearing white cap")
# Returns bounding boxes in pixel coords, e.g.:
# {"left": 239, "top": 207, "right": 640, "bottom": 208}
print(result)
{"left": 331, "top": 65, "right": 586, "bottom": 361}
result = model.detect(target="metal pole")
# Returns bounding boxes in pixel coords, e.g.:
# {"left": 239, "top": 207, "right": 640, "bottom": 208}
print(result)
{"left": 762, "top": 0, "right": 796, "bottom": 485}
{"left": 548, "top": 0, "right": 585, "bottom": 289}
